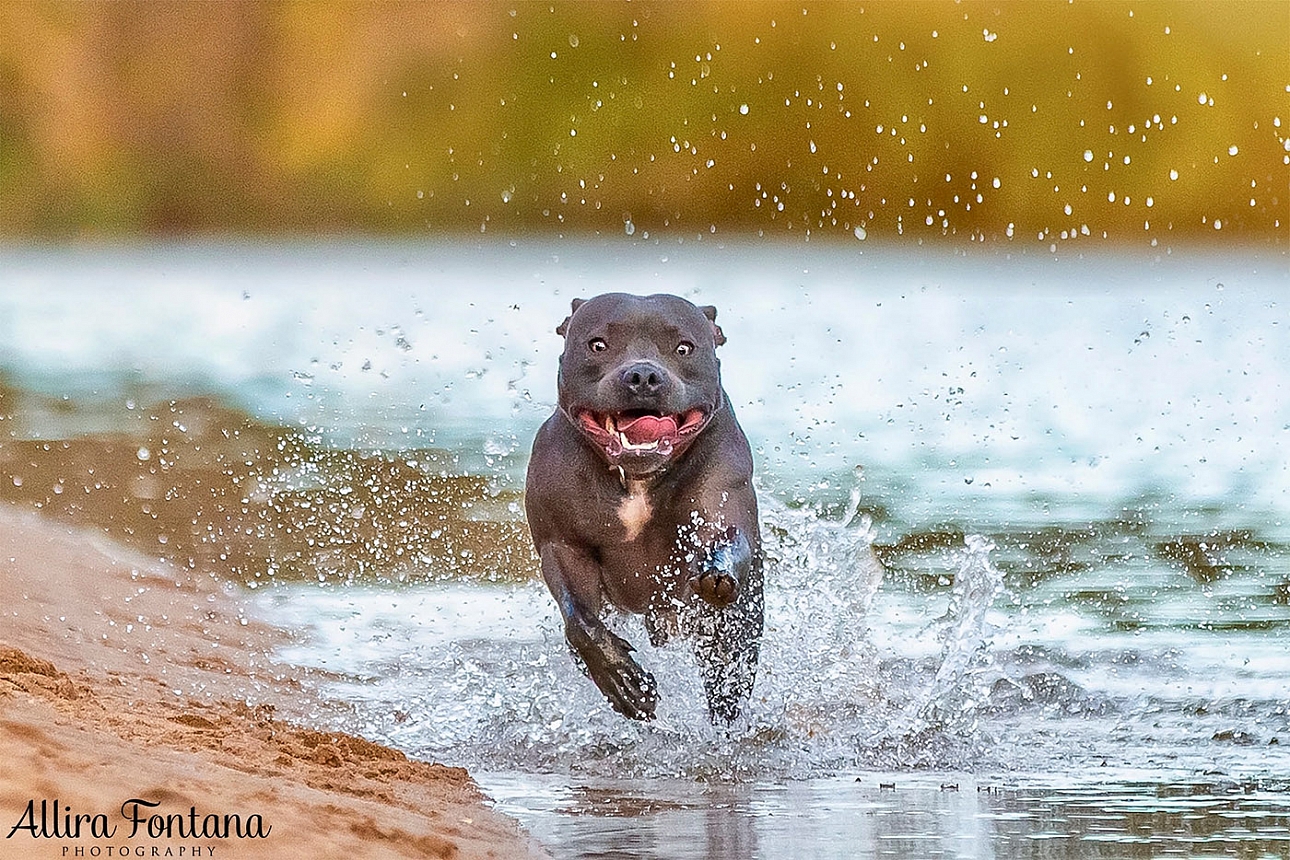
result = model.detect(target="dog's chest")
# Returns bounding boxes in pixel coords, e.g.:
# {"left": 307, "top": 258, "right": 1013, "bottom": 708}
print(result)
{"left": 616, "top": 479, "right": 653, "bottom": 542}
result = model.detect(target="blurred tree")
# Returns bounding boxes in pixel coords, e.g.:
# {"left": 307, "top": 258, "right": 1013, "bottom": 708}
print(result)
{"left": 0, "top": 1, "right": 1284, "bottom": 245}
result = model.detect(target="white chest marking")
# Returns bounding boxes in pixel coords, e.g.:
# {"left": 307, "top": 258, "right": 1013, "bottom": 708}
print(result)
{"left": 617, "top": 481, "right": 653, "bottom": 542}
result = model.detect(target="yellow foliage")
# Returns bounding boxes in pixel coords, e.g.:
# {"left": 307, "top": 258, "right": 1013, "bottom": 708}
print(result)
{"left": 0, "top": 1, "right": 1285, "bottom": 244}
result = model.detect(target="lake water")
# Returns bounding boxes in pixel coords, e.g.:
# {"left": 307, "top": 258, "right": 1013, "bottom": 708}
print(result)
{"left": 2, "top": 240, "right": 1288, "bottom": 857}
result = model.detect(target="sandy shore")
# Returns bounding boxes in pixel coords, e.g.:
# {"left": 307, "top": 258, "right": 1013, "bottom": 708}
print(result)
{"left": 0, "top": 505, "right": 548, "bottom": 859}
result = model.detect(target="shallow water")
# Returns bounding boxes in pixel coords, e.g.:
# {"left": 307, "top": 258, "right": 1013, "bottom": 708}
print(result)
{"left": 2, "top": 240, "right": 1288, "bottom": 857}
{"left": 480, "top": 773, "right": 1290, "bottom": 859}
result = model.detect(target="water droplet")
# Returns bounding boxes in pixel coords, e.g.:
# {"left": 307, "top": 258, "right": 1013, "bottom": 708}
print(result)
{"left": 625, "top": 219, "right": 636, "bottom": 236}
{"left": 1228, "top": 145, "right": 1239, "bottom": 156}
{"left": 1083, "top": 150, "right": 1094, "bottom": 162}
{"left": 137, "top": 447, "right": 151, "bottom": 461}
{"left": 1169, "top": 169, "right": 1179, "bottom": 181}
{"left": 853, "top": 226, "right": 867, "bottom": 240}
{"left": 568, "top": 34, "right": 579, "bottom": 48}
{"left": 739, "top": 104, "right": 749, "bottom": 115}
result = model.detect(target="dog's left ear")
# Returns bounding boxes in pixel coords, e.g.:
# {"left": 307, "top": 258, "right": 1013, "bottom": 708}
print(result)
{"left": 555, "top": 298, "right": 587, "bottom": 338}
{"left": 700, "top": 305, "right": 727, "bottom": 347}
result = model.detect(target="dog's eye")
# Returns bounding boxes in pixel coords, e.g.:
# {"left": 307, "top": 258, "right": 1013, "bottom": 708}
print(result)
{"left": 588, "top": 338, "right": 608, "bottom": 353}
{"left": 676, "top": 341, "right": 695, "bottom": 356}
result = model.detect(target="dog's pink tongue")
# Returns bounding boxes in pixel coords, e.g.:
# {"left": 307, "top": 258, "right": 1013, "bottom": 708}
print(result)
{"left": 617, "top": 414, "right": 677, "bottom": 445}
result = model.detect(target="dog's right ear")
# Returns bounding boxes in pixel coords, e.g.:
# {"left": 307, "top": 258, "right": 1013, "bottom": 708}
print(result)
{"left": 555, "top": 298, "right": 587, "bottom": 337}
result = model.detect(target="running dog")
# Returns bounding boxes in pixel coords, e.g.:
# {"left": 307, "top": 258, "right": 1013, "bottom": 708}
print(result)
{"left": 525, "top": 293, "right": 763, "bottom": 722}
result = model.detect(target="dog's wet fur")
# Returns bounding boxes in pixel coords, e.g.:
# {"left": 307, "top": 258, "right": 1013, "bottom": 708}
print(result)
{"left": 525, "top": 293, "right": 763, "bottom": 722}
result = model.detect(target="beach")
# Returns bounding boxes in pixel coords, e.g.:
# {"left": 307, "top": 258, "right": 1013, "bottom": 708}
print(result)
{"left": 0, "top": 504, "right": 547, "bottom": 859}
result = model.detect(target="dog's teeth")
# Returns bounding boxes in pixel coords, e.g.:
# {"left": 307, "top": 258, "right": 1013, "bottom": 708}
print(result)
{"left": 618, "top": 431, "right": 660, "bottom": 452}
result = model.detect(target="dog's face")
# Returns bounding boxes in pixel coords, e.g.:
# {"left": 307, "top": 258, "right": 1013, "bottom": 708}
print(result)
{"left": 556, "top": 293, "right": 727, "bottom": 477}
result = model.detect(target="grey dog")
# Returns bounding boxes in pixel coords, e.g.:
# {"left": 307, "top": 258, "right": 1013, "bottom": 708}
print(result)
{"left": 525, "top": 293, "right": 763, "bottom": 722}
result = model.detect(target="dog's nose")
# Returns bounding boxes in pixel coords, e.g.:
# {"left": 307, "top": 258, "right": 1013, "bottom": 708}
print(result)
{"left": 619, "top": 361, "right": 669, "bottom": 397}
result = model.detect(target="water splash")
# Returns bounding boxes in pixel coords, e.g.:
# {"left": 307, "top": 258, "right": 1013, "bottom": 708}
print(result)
{"left": 871, "top": 535, "right": 1005, "bottom": 767}
{"left": 267, "top": 491, "right": 1015, "bottom": 781}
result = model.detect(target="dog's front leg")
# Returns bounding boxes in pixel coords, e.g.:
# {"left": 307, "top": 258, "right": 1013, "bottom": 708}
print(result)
{"left": 687, "top": 527, "right": 763, "bottom": 724}
{"left": 539, "top": 542, "right": 658, "bottom": 720}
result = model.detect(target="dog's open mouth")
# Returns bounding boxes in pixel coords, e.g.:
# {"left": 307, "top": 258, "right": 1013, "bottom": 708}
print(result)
{"left": 577, "top": 408, "right": 708, "bottom": 456}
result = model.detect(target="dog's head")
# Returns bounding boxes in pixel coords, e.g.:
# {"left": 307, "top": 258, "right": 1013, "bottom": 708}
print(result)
{"left": 555, "top": 293, "right": 727, "bottom": 477}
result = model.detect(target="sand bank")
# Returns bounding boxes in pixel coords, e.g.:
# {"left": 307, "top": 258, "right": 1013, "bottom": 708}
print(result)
{"left": 0, "top": 506, "right": 548, "bottom": 859}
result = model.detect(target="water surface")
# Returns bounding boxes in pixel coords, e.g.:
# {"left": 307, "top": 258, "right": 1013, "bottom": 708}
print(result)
{"left": 2, "top": 240, "right": 1288, "bottom": 857}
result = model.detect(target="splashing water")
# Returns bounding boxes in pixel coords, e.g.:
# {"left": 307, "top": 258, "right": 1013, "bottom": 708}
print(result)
{"left": 874, "top": 535, "right": 1004, "bottom": 766}
{"left": 263, "top": 493, "right": 1008, "bottom": 781}
{"left": 3, "top": 243, "right": 1288, "bottom": 854}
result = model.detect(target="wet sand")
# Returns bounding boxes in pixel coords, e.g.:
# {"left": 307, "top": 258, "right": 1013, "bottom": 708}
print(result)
{"left": 0, "top": 505, "right": 548, "bottom": 858}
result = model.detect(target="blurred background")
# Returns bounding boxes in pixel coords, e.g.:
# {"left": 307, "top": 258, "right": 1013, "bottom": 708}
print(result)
{"left": 0, "top": 0, "right": 1285, "bottom": 245}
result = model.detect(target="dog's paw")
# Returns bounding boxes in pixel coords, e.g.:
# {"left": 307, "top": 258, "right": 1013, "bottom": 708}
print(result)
{"left": 581, "top": 626, "right": 658, "bottom": 720}
{"left": 688, "top": 528, "right": 750, "bottom": 608}
{"left": 690, "top": 567, "right": 739, "bottom": 607}
{"left": 602, "top": 657, "right": 658, "bottom": 721}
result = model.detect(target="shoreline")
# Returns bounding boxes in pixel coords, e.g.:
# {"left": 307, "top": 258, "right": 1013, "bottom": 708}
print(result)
{"left": 0, "top": 505, "right": 549, "bottom": 859}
